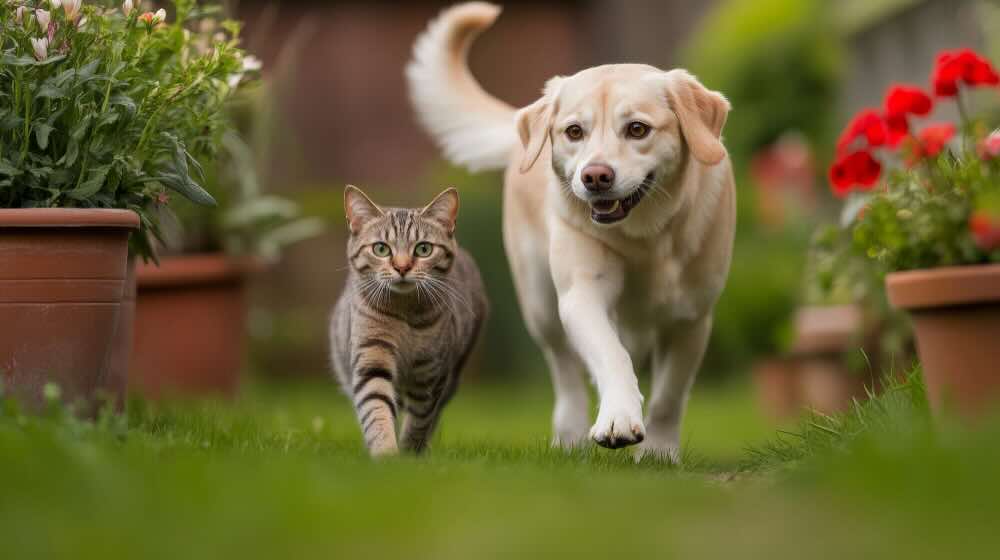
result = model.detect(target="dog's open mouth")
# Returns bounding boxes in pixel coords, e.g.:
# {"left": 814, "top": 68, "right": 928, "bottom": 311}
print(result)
{"left": 589, "top": 174, "right": 654, "bottom": 224}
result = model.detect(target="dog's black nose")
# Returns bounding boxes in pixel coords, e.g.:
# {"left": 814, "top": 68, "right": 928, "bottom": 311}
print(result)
{"left": 581, "top": 164, "right": 615, "bottom": 191}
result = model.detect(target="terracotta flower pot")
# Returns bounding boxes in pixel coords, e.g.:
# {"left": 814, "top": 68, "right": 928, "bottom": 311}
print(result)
{"left": 886, "top": 264, "right": 1000, "bottom": 417}
{"left": 792, "top": 304, "right": 873, "bottom": 415}
{"left": 129, "top": 254, "right": 257, "bottom": 399}
{"left": 0, "top": 209, "right": 139, "bottom": 415}
{"left": 752, "top": 358, "right": 801, "bottom": 421}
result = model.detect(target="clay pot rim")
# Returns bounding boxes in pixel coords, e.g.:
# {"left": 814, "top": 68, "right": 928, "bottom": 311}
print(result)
{"left": 886, "top": 263, "right": 1000, "bottom": 310}
{"left": 137, "top": 253, "right": 265, "bottom": 288}
{"left": 0, "top": 208, "right": 139, "bottom": 229}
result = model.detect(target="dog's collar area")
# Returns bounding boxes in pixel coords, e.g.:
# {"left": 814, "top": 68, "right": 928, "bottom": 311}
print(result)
{"left": 589, "top": 173, "right": 654, "bottom": 224}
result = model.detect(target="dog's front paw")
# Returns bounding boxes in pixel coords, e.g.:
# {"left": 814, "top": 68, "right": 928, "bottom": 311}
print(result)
{"left": 590, "top": 395, "right": 645, "bottom": 449}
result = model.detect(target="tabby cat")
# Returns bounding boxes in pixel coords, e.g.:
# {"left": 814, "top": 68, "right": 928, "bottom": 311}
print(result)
{"left": 330, "top": 185, "right": 488, "bottom": 456}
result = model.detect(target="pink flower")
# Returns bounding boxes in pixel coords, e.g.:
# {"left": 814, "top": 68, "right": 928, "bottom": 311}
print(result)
{"left": 31, "top": 37, "right": 49, "bottom": 61}
{"left": 62, "top": 0, "right": 82, "bottom": 23}
{"left": 978, "top": 131, "right": 1000, "bottom": 160}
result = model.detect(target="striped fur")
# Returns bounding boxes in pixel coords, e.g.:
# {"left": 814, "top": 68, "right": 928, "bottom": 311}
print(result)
{"left": 330, "top": 186, "right": 488, "bottom": 456}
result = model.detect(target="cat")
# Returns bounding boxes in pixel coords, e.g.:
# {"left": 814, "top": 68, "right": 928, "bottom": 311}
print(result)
{"left": 329, "top": 185, "right": 488, "bottom": 456}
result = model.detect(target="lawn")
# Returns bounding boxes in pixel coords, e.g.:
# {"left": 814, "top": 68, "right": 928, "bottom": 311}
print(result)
{"left": 2, "top": 373, "right": 999, "bottom": 559}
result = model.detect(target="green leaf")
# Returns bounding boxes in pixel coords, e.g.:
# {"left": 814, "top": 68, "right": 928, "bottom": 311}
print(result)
{"left": 153, "top": 172, "right": 217, "bottom": 206}
{"left": 36, "top": 84, "right": 68, "bottom": 100}
{"left": 0, "top": 114, "right": 23, "bottom": 132}
{"left": 1, "top": 55, "right": 40, "bottom": 67}
{"left": 96, "top": 112, "right": 120, "bottom": 129}
{"left": 109, "top": 94, "right": 137, "bottom": 114}
{"left": 68, "top": 165, "right": 112, "bottom": 200}
{"left": 35, "top": 124, "right": 55, "bottom": 150}
{"left": 0, "top": 158, "right": 20, "bottom": 177}
{"left": 60, "top": 138, "right": 80, "bottom": 167}
{"left": 75, "top": 60, "right": 101, "bottom": 82}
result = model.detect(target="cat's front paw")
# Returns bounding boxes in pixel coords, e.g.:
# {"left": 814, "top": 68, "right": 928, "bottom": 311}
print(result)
{"left": 590, "top": 394, "right": 645, "bottom": 449}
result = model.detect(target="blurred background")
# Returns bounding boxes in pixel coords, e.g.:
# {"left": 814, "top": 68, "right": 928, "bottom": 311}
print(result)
{"left": 184, "top": 0, "right": 1000, "bottom": 416}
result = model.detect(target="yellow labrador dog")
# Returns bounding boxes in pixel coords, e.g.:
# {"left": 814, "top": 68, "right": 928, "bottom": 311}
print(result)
{"left": 407, "top": 3, "right": 735, "bottom": 458}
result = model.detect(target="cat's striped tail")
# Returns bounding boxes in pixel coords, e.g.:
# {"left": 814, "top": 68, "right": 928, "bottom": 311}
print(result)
{"left": 405, "top": 2, "right": 517, "bottom": 172}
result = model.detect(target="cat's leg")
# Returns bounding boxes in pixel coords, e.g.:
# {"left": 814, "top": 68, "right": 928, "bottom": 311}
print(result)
{"left": 639, "top": 315, "right": 713, "bottom": 463}
{"left": 352, "top": 362, "right": 400, "bottom": 457}
{"left": 399, "top": 376, "right": 448, "bottom": 453}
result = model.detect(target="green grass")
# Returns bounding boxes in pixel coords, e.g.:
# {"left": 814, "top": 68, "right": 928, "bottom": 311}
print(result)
{"left": 2, "top": 373, "right": 1000, "bottom": 559}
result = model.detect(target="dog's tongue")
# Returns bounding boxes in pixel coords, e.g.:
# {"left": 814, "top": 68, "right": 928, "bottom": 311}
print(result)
{"left": 591, "top": 199, "right": 628, "bottom": 223}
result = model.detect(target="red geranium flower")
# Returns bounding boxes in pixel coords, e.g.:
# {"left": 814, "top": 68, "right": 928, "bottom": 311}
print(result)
{"left": 884, "top": 113, "right": 910, "bottom": 147}
{"left": 917, "top": 123, "right": 956, "bottom": 157}
{"left": 885, "top": 85, "right": 933, "bottom": 116}
{"left": 970, "top": 211, "right": 1000, "bottom": 251}
{"left": 932, "top": 49, "right": 1000, "bottom": 97}
{"left": 883, "top": 85, "right": 933, "bottom": 147}
{"left": 836, "top": 109, "right": 887, "bottom": 153}
{"left": 829, "top": 150, "right": 882, "bottom": 197}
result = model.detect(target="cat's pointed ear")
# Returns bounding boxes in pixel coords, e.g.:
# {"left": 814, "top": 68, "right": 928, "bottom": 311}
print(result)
{"left": 344, "top": 185, "right": 383, "bottom": 234}
{"left": 421, "top": 188, "right": 459, "bottom": 234}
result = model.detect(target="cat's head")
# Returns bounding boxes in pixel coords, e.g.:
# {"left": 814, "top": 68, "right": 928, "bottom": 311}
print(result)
{"left": 343, "top": 185, "right": 460, "bottom": 295}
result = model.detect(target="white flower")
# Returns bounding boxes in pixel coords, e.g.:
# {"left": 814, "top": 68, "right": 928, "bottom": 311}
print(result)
{"left": 35, "top": 9, "right": 50, "bottom": 31}
{"left": 226, "top": 56, "right": 263, "bottom": 89}
{"left": 242, "top": 55, "right": 262, "bottom": 72}
{"left": 15, "top": 6, "right": 29, "bottom": 25}
{"left": 62, "top": 0, "right": 82, "bottom": 22}
{"left": 76, "top": 16, "right": 87, "bottom": 29}
{"left": 31, "top": 37, "right": 49, "bottom": 61}
{"left": 49, "top": 0, "right": 62, "bottom": 8}
{"left": 121, "top": 0, "right": 134, "bottom": 16}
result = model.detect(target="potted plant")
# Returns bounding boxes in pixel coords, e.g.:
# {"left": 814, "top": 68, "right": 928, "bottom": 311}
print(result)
{"left": 829, "top": 48, "right": 1000, "bottom": 417}
{"left": 129, "top": 83, "right": 324, "bottom": 399}
{"left": 0, "top": 1, "right": 242, "bottom": 413}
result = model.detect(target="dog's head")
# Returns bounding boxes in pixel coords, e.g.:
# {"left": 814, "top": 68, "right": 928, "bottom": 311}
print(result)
{"left": 516, "top": 65, "right": 730, "bottom": 226}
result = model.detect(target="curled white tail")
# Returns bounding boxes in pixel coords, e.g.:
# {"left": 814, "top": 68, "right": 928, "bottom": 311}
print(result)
{"left": 406, "top": 2, "right": 517, "bottom": 172}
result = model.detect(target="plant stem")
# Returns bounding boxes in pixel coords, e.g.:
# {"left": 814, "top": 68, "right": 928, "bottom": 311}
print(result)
{"left": 956, "top": 87, "right": 971, "bottom": 154}
{"left": 21, "top": 84, "right": 31, "bottom": 161}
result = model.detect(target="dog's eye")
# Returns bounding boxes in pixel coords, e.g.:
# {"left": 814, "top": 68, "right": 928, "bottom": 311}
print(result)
{"left": 565, "top": 125, "right": 584, "bottom": 141}
{"left": 371, "top": 242, "right": 391, "bottom": 257}
{"left": 626, "top": 122, "right": 650, "bottom": 139}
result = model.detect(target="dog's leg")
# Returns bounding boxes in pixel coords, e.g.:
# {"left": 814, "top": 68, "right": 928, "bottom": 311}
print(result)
{"left": 542, "top": 340, "right": 591, "bottom": 447}
{"left": 640, "top": 315, "right": 713, "bottom": 463}
{"left": 557, "top": 285, "right": 645, "bottom": 449}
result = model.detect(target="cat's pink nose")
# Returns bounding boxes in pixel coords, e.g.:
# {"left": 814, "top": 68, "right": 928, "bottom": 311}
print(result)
{"left": 392, "top": 256, "right": 413, "bottom": 276}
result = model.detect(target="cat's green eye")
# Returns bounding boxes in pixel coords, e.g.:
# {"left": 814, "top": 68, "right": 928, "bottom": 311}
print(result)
{"left": 371, "top": 243, "right": 391, "bottom": 257}
{"left": 414, "top": 242, "right": 433, "bottom": 258}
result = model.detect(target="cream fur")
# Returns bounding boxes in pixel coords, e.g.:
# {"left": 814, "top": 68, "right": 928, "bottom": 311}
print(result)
{"left": 407, "top": 3, "right": 737, "bottom": 458}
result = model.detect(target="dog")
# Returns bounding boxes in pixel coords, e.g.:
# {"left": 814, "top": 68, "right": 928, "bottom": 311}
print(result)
{"left": 407, "top": 2, "right": 735, "bottom": 459}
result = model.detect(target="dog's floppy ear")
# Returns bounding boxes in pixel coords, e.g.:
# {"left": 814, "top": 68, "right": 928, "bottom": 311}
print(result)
{"left": 515, "top": 76, "right": 563, "bottom": 173}
{"left": 420, "top": 187, "right": 459, "bottom": 234}
{"left": 344, "top": 185, "right": 384, "bottom": 234}
{"left": 663, "top": 69, "right": 730, "bottom": 166}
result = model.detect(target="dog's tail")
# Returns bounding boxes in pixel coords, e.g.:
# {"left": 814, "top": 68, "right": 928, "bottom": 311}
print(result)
{"left": 406, "top": 2, "right": 517, "bottom": 172}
